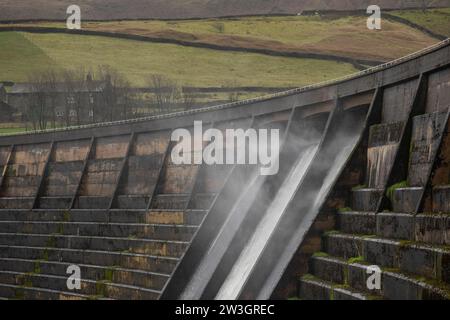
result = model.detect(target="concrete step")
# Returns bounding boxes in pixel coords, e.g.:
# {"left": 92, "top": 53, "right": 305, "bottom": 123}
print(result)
{"left": 392, "top": 187, "right": 423, "bottom": 213}
{"left": 352, "top": 189, "right": 383, "bottom": 212}
{"left": 37, "top": 197, "right": 72, "bottom": 210}
{"left": 0, "top": 197, "right": 34, "bottom": 209}
{"left": 190, "top": 193, "right": 216, "bottom": 210}
{"left": 0, "top": 271, "right": 160, "bottom": 300}
{"left": 298, "top": 275, "right": 381, "bottom": 300}
{"left": 0, "top": 221, "right": 197, "bottom": 242}
{"left": 413, "top": 213, "right": 450, "bottom": 245}
{"left": 0, "top": 233, "right": 188, "bottom": 258}
{"left": 337, "top": 211, "right": 376, "bottom": 235}
{"left": 116, "top": 195, "right": 149, "bottom": 209}
{"left": 338, "top": 212, "right": 450, "bottom": 245}
{"left": 0, "top": 245, "right": 178, "bottom": 274}
{"left": 323, "top": 232, "right": 450, "bottom": 281}
{"left": 151, "top": 194, "right": 190, "bottom": 210}
{"left": 309, "top": 255, "right": 449, "bottom": 300}
{"left": 74, "top": 196, "right": 111, "bottom": 209}
{"left": 0, "top": 209, "right": 207, "bottom": 226}
{"left": 433, "top": 186, "right": 450, "bottom": 213}
{"left": 0, "top": 258, "right": 169, "bottom": 291}
{"left": 0, "top": 283, "right": 93, "bottom": 300}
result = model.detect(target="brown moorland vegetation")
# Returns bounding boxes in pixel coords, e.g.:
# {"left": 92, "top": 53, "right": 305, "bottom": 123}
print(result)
{"left": 1, "top": 15, "right": 439, "bottom": 63}
{"left": 1, "top": 0, "right": 449, "bottom": 20}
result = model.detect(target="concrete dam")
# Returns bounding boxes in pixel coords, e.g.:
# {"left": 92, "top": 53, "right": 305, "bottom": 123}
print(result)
{"left": 0, "top": 39, "right": 449, "bottom": 300}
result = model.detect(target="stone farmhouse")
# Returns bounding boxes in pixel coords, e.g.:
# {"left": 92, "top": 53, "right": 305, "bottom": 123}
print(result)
{"left": 2, "top": 76, "right": 113, "bottom": 124}
{"left": 0, "top": 84, "right": 17, "bottom": 122}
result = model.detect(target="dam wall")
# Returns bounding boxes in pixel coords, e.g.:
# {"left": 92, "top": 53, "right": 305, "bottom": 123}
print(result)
{"left": 0, "top": 40, "right": 448, "bottom": 300}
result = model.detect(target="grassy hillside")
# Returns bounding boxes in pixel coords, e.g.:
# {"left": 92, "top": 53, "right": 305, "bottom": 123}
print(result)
{"left": 1, "top": 0, "right": 449, "bottom": 20}
{"left": 389, "top": 8, "right": 450, "bottom": 37}
{"left": 78, "top": 15, "right": 438, "bottom": 61}
{"left": 0, "top": 31, "right": 358, "bottom": 87}
{"left": 3, "top": 14, "right": 438, "bottom": 62}
{"left": 0, "top": 32, "right": 55, "bottom": 79}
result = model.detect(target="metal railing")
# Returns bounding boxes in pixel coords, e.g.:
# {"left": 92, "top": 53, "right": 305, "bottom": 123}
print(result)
{"left": 1, "top": 38, "right": 448, "bottom": 137}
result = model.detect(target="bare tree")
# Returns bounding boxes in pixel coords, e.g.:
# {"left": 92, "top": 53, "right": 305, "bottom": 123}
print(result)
{"left": 421, "top": 0, "right": 431, "bottom": 12}
{"left": 61, "top": 68, "right": 86, "bottom": 126}
{"left": 116, "top": 75, "right": 134, "bottom": 121}
{"left": 180, "top": 87, "right": 197, "bottom": 111}
{"left": 21, "top": 65, "right": 135, "bottom": 129}
{"left": 74, "top": 67, "right": 87, "bottom": 125}
{"left": 115, "top": 78, "right": 133, "bottom": 121}
{"left": 61, "top": 70, "right": 74, "bottom": 127}
{"left": 223, "top": 80, "right": 240, "bottom": 103}
{"left": 96, "top": 65, "right": 133, "bottom": 122}
{"left": 25, "top": 72, "right": 51, "bottom": 130}
{"left": 148, "top": 74, "right": 179, "bottom": 113}
{"left": 41, "top": 69, "right": 59, "bottom": 129}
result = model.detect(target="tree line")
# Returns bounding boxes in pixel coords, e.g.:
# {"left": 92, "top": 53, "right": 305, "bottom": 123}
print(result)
{"left": 24, "top": 66, "right": 134, "bottom": 130}
{"left": 21, "top": 66, "right": 241, "bottom": 131}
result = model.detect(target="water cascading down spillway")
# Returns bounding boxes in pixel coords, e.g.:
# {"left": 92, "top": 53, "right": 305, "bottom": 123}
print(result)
{"left": 185, "top": 102, "right": 371, "bottom": 300}
{"left": 215, "top": 143, "right": 319, "bottom": 299}
{"left": 178, "top": 119, "right": 290, "bottom": 300}
{"left": 176, "top": 110, "right": 331, "bottom": 299}
{"left": 235, "top": 105, "right": 370, "bottom": 299}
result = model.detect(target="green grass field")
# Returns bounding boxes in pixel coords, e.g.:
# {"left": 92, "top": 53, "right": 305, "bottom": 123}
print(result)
{"left": 390, "top": 8, "right": 450, "bottom": 38}
{"left": 0, "top": 32, "right": 55, "bottom": 79}
{"left": 0, "top": 127, "right": 27, "bottom": 134}
{"left": 82, "top": 15, "right": 436, "bottom": 60}
{"left": 6, "top": 14, "right": 437, "bottom": 62}
{"left": 0, "top": 31, "right": 358, "bottom": 88}
{"left": 0, "top": 11, "right": 446, "bottom": 133}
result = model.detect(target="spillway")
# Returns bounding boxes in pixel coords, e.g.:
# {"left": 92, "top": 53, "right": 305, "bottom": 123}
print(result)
{"left": 240, "top": 106, "right": 369, "bottom": 299}
{"left": 216, "top": 143, "right": 319, "bottom": 299}
{"left": 180, "top": 167, "right": 265, "bottom": 300}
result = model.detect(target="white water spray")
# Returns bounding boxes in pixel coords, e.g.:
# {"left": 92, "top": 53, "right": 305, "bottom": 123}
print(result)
{"left": 180, "top": 168, "right": 265, "bottom": 300}
{"left": 215, "top": 144, "right": 319, "bottom": 300}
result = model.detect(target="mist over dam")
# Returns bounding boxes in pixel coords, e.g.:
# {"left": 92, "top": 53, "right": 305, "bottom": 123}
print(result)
{"left": 0, "top": 39, "right": 449, "bottom": 300}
